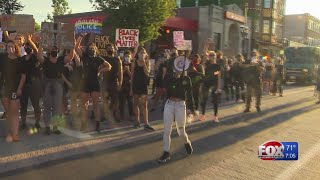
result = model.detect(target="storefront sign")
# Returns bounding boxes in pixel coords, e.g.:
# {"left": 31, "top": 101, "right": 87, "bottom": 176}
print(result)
{"left": 225, "top": 11, "right": 245, "bottom": 23}
{"left": 74, "top": 17, "right": 102, "bottom": 34}
{"left": 115, "top": 28, "right": 139, "bottom": 47}
{"left": 41, "top": 22, "right": 75, "bottom": 49}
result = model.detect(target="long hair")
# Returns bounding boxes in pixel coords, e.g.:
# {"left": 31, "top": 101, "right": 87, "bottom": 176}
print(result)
{"left": 6, "top": 40, "right": 21, "bottom": 58}
{"left": 85, "top": 43, "right": 99, "bottom": 56}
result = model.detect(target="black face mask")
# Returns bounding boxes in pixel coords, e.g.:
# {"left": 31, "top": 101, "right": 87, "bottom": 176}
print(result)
{"left": 25, "top": 47, "right": 32, "bottom": 54}
{"left": 50, "top": 50, "right": 58, "bottom": 58}
{"left": 107, "top": 50, "right": 114, "bottom": 56}
{"left": 88, "top": 49, "right": 95, "bottom": 56}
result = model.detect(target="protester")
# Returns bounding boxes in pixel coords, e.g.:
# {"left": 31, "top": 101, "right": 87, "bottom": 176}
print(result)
{"left": 131, "top": 47, "right": 154, "bottom": 131}
{"left": 224, "top": 57, "right": 234, "bottom": 101}
{"left": 272, "top": 57, "right": 285, "bottom": 97}
{"left": 76, "top": 34, "right": 111, "bottom": 132}
{"left": 200, "top": 51, "right": 222, "bottom": 122}
{"left": 103, "top": 43, "right": 123, "bottom": 122}
{"left": 243, "top": 50, "right": 264, "bottom": 113}
{"left": 0, "top": 41, "right": 26, "bottom": 142}
{"left": 20, "top": 34, "right": 42, "bottom": 131}
{"left": 119, "top": 50, "right": 135, "bottom": 121}
{"left": 188, "top": 54, "right": 205, "bottom": 111}
{"left": 262, "top": 57, "right": 275, "bottom": 94}
{"left": 231, "top": 54, "right": 246, "bottom": 102}
{"left": 158, "top": 60, "right": 196, "bottom": 163}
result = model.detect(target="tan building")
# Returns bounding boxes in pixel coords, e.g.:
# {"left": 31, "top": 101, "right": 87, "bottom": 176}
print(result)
{"left": 284, "top": 13, "right": 320, "bottom": 47}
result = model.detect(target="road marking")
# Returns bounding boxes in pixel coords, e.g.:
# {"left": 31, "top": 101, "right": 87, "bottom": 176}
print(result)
{"left": 275, "top": 141, "right": 320, "bottom": 180}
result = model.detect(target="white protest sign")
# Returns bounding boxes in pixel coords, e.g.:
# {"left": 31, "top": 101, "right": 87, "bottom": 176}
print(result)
{"left": 173, "top": 31, "right": 184, "bottom": 44}
{"left": 175, "top": 40, "right": 192, "bottom": 51}
{"left": 115, "top": 28, "right": 139, "bottom": 47}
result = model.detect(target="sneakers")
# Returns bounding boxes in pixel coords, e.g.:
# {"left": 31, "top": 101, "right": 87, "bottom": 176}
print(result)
{"left": 158, "top": 151, "right": 171, "bottom": 163}
{"left": 144, "top": 124, "right": 155, "bottom": 131}
{"left": 185, "top": 142, "right": 193, "bottom": 155}
{"left": 213, "top": 116, "right": 220, "bottom": 123}
{"left": 133, "top": 122, "right": 141, "bottom": 129}
{"left": 35, "top": 123, "right": 41, "bottom": 130}
{"left": 95, "top": 121, "right": 101, "bottom": 132}
{"left": 256, "top": 107, "right": 261, "bottom": 112}
{"left": 52, "top": 126, "right": 62, "bottom": 135}
{"left": 243, "top": 108, "right": 251, "bottom": 113}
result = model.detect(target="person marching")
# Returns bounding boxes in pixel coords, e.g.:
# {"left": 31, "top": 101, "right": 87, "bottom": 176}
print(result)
{"left": 0, "top": 41, "right": 26, "bottom": 142}
{"left": 38, "top": 44, "right": 74, "bottom": 135}
{"left": 200, "top": 51, "right": 222, "bottom": 122}
{"left": 130, "top": 47, "right": 154, "bottom": 131}
{"left": 158, "top": 54, "right": 196, "bottom": 163}
{"left": 231, "top": 54, "right": 246, "bottom": 102}
{"left": 243, "top": 50, "right": 265, "bottom": 113}
{"left": 271, "top": 57, "right": 285, "bottom": 97}
{"left": 20, "top": 34, "right": 43, "bottom": 131}
{"left": 315, "top": 64, "right": 320, "bottom": 104}
{"left": 76, "top": 34, "right": 112, "bottom": 132}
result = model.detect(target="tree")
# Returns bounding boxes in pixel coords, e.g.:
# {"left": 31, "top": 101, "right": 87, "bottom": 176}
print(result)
{"left": 90, "top": 0, "right": 176, "bottom": 44}
{"left": 181, "top": 0, "right": 244, "bottom": 8}
{"left": 46, "top": 0, "right": 72, "bottom": 21}
{"left": 35, "top": 22, "right": 41, "bottom": 32}
{"left": 0, "top": 0, "right": 24, "bottom": 14}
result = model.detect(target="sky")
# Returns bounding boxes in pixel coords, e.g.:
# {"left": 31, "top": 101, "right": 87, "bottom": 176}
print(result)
{"left": 17, "top": 0, "right": 320, "bottom": 24}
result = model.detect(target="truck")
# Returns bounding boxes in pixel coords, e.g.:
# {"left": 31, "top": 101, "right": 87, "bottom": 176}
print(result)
{"left": 284, "top": 47, "right": 320, "bottom": 84}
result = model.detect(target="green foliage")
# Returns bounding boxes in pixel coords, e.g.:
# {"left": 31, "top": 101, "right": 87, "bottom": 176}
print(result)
{"left": 181, "top": 0, "right": 244, "bottom": 7}
{"left": 51, "top": 115, "right": 66, "bottom": 128}
{"left": 0, "top": 0, "right": 24, "bottom": 14}
{"left": 35, "top": 22, "right": 41, "bottom": 32}
{"left": 46, "top": 0, "right": 72, "bottom": 21}
{"left": 90, "top": 0, "right": 176, "bottom": 45}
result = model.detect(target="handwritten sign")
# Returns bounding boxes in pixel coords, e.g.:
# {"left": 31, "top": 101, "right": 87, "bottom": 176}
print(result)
{"left": 115, "top": 28, "right": 139, "bottom": 48}
{"left": 41, "top": 22, "right": 75, "bottom": 49}
{"left": 0, "top": 15, "right": 35, "bottom": 34}
{"left": 75, "top": 17, "right": 102, "bottom": 34}
{"left": 94, "top": 34, "right": 110, "bottom": 56}
{"left": 175, "top": 40, "right": 192, "bottom": 51}
{"left": 173, "top": 31, "right": 184, "bottom": 45}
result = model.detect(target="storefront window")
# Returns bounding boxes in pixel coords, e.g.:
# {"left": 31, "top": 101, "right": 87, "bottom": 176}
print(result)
{"left": 263, "top": 20, "right": 270, "bottom": 33}
{"left": 264, "top": 0, "right": 271, "bottom": 8}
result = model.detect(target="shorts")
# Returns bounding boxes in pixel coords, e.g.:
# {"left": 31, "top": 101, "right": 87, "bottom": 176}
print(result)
{"left": 82, "top": 81, "right": 101, "bottom": 93}
{"left": 133, "top": 86, "right": 148, "bottom": 95}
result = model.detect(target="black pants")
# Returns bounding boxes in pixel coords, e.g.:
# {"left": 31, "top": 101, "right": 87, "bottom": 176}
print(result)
{"left": 201, "top": 85, "right": 220, "bottom": 116}
{"left": 119, "top": 89, "right": 134, "bottom": 118}
{"left": 224, "top": 79, "right": 234, "bottom": 100}
{"left": 234, "top": 81, "right": 245, "bottom": 101}
{"left": 272, "top": 77, "right": 283, "bottom": 95}
{"left": 20, "top": 80, "right": 42, "bottom": 124}
{"left": 246, "top": 83, "right": 262, "bottom": 109}
{"left": 192, "top": 83, "right": 201, "bottom": 110}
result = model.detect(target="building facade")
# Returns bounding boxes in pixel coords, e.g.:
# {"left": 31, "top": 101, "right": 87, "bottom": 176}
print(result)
{"left": 246, "top": 0, "right": 286, "bottom": 56}
{"left": 284, "top": 13, "right": 320, "bottom": 47}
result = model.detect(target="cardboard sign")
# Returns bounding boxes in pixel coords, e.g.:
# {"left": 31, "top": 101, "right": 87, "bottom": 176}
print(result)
{"left": 94, "top": 34, "right": 110, "bottom": 56}
{"left": 75, "top": 17, "right": 102, "bottom": 34}
{"left": 0, "top": 15, "right": 35, "bottom": 34}
{"left": 115, "top": 28, "right": 139, "bottom": 48}
{"left": 173, "top": 31, "right": 184, "bottom": 44}
{"left": 175, "top": 40, "right": 192, "bottom": 51}
{"left": 41, "top": 22, "right": 75, "bottom": 49}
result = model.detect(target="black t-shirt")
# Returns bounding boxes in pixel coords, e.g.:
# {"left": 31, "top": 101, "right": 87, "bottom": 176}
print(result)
{"left": 275, "top": 64, "right": 284, "bottom": 78}
{"left": 22, "top": 54, "right": 42, "bottom": 84}
{"left": 104, "top": 56, "right": 120, "bottom": 85}
{"left": 164, "top": 74, "right": 195, "bottom": 111}
{"left": 203, "top": 62, "right": 220, "bottom": 87}
{"left": 43, "top": 56, "right": 65, "bottom": 79}
{"left": 122, "top": 63, "right": 131, "bottom": 92}
{"left": 82, "top": 55, "right": 105, "bottom": 84}
{"left": 242, "top": 60, "right": 264, "bottom": 84}
{"left": 230, "top": 62, "right": 243, "bottom": 81}
{"left": 0, "top": 54, "right": 26, "bottom": 92}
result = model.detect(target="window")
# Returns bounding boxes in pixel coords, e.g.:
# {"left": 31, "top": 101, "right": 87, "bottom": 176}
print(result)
{"left": 263, "top": 20, "right": 270, "bottom": 33}
{"left": 264, "top": 0, "right": 271, "bottom": 8}
{"left": 255, "top": 20, "right": 260, "bottom": 32}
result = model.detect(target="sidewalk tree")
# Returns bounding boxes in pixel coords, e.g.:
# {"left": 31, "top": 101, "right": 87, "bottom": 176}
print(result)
{"left": 89, "top": 0, "right": 176, "bottom": 44}
{"left": 0, "top": 0, "right": 24, "bottom": 14}
{"left": 46, "top": 0, "right": 72, "bottom": 21}
{"left": 35, "top": 22, "right": 41, "bottom": 32}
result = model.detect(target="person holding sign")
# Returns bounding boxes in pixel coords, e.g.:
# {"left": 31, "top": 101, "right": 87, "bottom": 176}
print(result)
{"left": 76, "top": 34, "right": 112, "bottom": 132}
{"left": 20, "top": 34, "right": 43, "bottom": 131}
{"left": 37, "top": 44, "right": 75, "bottom": 135}
{"left": 130, "top": 47, "right": 155, "bottom": 131}
{"left": 0, "top": 41, "right": 26, "bottom": 142}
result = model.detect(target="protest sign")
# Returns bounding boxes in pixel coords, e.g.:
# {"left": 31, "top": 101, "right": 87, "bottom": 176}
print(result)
{"left": 115, "top": 29, "right": 139, "bottom": 48}
{"left": 173, "top": 31, "right": 184, "bottom": 45}
{"left": 175, "top": 40, "right": 192, "bottom": 51}
{"left": 94, "top": 34, "right": 110, "bottom": 56}
{"left": 75, "top": 17, "right": 102, "bottom": 34}
{"left": 41, "top": 22, "right": 75, "bottom": 49}
{"left": 0, "top": 15, "right": 35, "bottom": 34}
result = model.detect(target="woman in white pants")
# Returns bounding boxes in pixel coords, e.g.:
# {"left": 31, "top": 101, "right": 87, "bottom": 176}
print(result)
{"left": 158, "top": 67, "right": 197, "bottom": 163}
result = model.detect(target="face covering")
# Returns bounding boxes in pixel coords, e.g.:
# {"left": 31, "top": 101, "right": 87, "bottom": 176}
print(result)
{"left": 25, "top": 47, "right": 32, "bottom": 54}
{"left": 107, "top": 50, "right": 114, "bottom": 56}
{"left": 192, "top": 59, "right": 198, "bottom": 66}
{"left": 120, "top": 52, "right": 124, "bottom": 58}
{"left": 124, "top": 57, "right": 130, "bottom": 63}
{"left": 88, "top": 49, "right": 95, "bottom": 56}
{"left": 50, "top": 50, "right": 58, "bottom": 58}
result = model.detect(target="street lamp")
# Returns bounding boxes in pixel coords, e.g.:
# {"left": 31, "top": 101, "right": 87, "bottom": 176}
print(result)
{"left": 240, "top": 25, "right": 250, "bottom": 58}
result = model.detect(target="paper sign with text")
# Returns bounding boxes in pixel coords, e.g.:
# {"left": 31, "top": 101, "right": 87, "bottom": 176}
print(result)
{"left": 41, "top": 22, "right": 75, "bottom": 49}
{"left": 115, "top": 29, "right": 139, "bottom": 48}
{"left": 94, "top": 34, "right": 110, "bottom": 56}
{"left": 173, "top": 31, "right": 184, "bottom": 44}
{"left": 0, "top": 15, "right": 35, "bottom": 34}
{"left": 175, "top": 40, "right": 192, "bottom": 51}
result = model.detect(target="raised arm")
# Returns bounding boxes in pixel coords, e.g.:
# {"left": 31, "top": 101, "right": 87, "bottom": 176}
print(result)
{"left": 64, "top": 48, "right": 75, "bottom": 64}
{"left": 26, "top": 34, "right": 38, "bottom": 54}
{"left": 37, "top": 44, "right": 45, "bottom": 63}
{"left": 75, "top": 33, "right": 87, "bottom": 58}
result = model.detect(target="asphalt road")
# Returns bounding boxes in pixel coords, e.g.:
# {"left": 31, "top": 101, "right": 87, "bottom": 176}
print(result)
{"left": 1, "top": 84, "right": 320, "bottom": 180}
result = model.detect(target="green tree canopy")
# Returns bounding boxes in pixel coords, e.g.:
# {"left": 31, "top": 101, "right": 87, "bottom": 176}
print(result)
{"left": 46, "top": 0, "right": 72, "bottom": 21}
{"left": 90, "top": 0, "right": 176, "bottom": 45}
{"left": 181, "top": 0, "right": 244, "bottom": 8}
{"left": 0, "top": 0, "right": 24, "bottom": 14}
{"left": 35, "top": 22, "right": 41, "bottom": 32}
